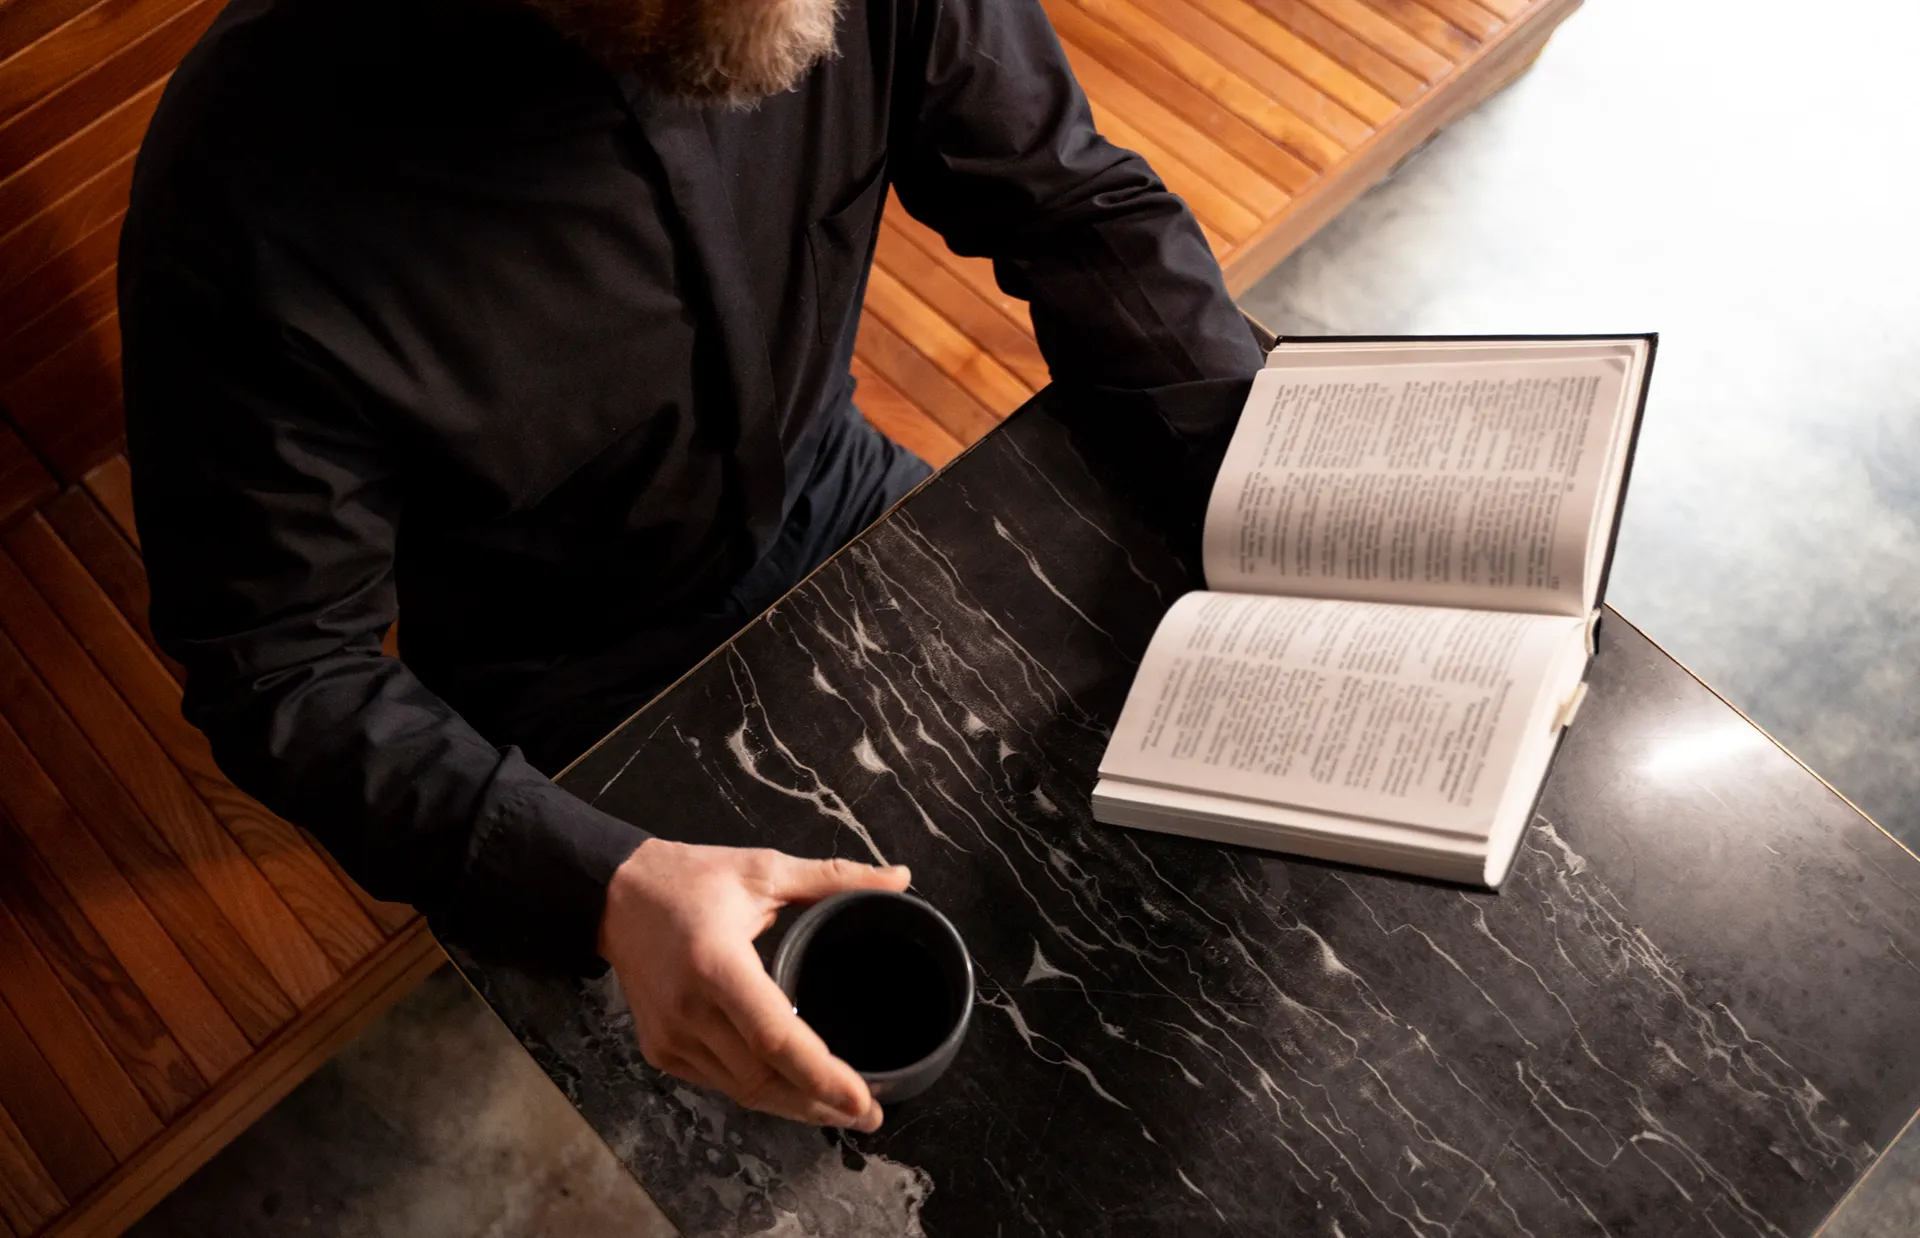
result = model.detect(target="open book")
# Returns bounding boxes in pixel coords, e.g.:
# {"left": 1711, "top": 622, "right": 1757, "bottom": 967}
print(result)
{"left": 1092, "top": 335, "right": 1657, "bottom": 886}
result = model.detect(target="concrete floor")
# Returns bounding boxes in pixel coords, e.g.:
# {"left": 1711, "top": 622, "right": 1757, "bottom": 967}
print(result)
{"left": 130, "top": 1, "right": 1919, "bottom": 1234}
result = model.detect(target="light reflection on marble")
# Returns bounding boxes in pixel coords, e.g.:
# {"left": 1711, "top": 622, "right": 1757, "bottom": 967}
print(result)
{"left": 450, "top": 395, "right": 1920, "bottom": 1237}
{"left": 1236, "top": 0, "right": 1920, "bottom": 853}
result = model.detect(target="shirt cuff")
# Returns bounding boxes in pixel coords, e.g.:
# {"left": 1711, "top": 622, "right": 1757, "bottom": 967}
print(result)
{"left": 454, "top": 747, "right": 650, "bottom": 971}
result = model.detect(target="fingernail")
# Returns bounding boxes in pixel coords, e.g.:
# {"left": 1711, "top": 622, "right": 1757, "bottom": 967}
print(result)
{"left": 859, "top": 1104, "right": 884, "bottom": 1133}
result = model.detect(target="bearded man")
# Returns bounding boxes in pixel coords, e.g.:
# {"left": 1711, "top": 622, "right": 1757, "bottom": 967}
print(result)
{"left": 120, "top": 0, "right": 1259, "bottom": 1132}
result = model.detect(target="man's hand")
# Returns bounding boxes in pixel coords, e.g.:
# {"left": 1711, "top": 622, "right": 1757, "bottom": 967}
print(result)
{"left": 598, "top": 838, "right": 911, "bottom": 1131}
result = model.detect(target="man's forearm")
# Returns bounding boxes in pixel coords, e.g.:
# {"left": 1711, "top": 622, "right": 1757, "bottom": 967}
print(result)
{"left": 185, "top": 647, "right": 648, "bottom": 965}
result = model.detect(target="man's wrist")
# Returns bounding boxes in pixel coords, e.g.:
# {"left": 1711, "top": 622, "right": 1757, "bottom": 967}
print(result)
{"left": 598, "top": 835, "right": 656, "bottom": 962}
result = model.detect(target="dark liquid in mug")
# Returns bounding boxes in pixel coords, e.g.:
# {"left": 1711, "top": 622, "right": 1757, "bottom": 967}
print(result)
{"left": 795, "top": 931, "right": 957, "bottom": 1073}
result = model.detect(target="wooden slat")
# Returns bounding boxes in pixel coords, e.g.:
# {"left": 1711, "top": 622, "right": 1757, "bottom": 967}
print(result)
{"left": 82, "top": 453, "right": 137, "bottom": 545}
{"left": 0, "top": 1101, "right": 65, "bottom": 1237}
{"left": 0, "top": 0, "right": 99, "bottom": 63}
{"left": 1064, "top": 44, "right": 1299, "bottom": 221}
{"left": 0, "top": 75, "right": 163, "bottom": 231}
{"left": 1073, "top": 0, "right": 1371, "bottom": 157}
{"left": 851, "top": 356, "right": 965, "bottom": 469}
{"left": 0, "top": 675, "right": 285, "bottom": 1062}
{"left": 39, "top": 485, "right": 180, "bottom": 680}
{"left": 0, "top": 814, "right": 199, "bottom": 1135}
{"left": 0, "top": 262, "right": 113, "bottom": 392}
{"left": 1361, "top": 0, "right": 1479, "bottom": 59}
{"left": 1171, "top": 0, "right": 1403, "bottom": 123}
{"left": 861, "top": 266, "right": 1035, "bottom": 413}
{"left": 855, "top": 314, "right": 1002, "bottom": 445}
{"left": 0, "top": 990, "right": 114, "bottom": 1200}
{"left": 1218, "top": 0, "right": 1575, "bottom": 291}
{"left": 5, "top": 515, "right": 388, "bottom": 974}
{"left": 1413, "top": 0, "right": 1503, "bottom": 41}
{"left": 0, "top": 892, "right": 161, "bottom": 1159}
{"left": 1049, "top": 2, "right": 1319, "bottom": 195}
{"left": 0, "top": 414, "right": 56, "bottom": 528}
{"left": 0, "top": 308, "right": 123, "bottom": 481}
{"left": 881, "top": 201, "right": 1036, "bottom": 337}
{"left": 40, "top": 922, "right": 443, "bottom": 1238}
{"left": 0, "top": 553, "right": 341, "bottom": 1009}
{"left": 874, "top": 225, "right": 1047, "bottom": 388}
{"left": 0, "top": 149, "right": 134, "bottom": 298}
{"left": 1081, "top": 98, "right": 1254, "bottom": 247}
{"left": 0, "top": 0, "right": 200, "bottom": 125}
{"left": 1290, "top": 0, "right": 1455, "bottom": 80}
{"left": 1238, "top": 0, "right": 1428, "bottom": 101}
{"left": 0, "top": 207, "right": 121, "bottom": 365}
{"left": 0, "top": 0, "right": 216, "bottom": 182}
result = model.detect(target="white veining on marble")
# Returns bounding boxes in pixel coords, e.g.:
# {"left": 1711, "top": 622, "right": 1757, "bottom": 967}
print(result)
{"left": 464, "top": 413, "right": 1920, "bottom": 1237}
{"left": 989, "top": 513, "right": 1123, "bottom": 647}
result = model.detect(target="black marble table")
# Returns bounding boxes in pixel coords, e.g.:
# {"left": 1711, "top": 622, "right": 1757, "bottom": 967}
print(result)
{"left": 448, "top": 391, "right": 1920, "bottom": 1237}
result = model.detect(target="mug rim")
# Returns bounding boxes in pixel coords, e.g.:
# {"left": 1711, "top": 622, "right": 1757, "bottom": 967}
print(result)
{"left": 771, "top": 889, "right": 975, "bottom": 1085}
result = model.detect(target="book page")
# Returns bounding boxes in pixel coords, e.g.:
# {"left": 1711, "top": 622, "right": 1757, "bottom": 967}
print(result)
{"left": 1098, "top": 593, "right": 1586, "bottom": 836}
{"left": 1203, "top": 354, "right": 1631, "bottom": 617}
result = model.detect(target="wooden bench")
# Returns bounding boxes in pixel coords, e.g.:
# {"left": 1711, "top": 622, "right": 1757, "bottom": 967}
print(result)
{"left": 0, "top": 0, "right": 1579, "bottom": 1233}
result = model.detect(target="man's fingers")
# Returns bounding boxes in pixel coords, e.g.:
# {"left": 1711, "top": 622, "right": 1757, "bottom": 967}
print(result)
{"left": 764, "top": 854, "right": 911, "bottom": 904}
{"left": 708, "top": 944, "right": 872, "bottom": 1114}
{"left": 701, "top": 1013, "right": 881, "bottom": 1131}
{"left": 649, "top": 1043, "right": 725, "bottom": 1093}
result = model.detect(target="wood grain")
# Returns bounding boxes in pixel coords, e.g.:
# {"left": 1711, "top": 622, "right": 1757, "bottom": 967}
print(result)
{"left": 1219, "top": 0, "right": 1575, "bottom": 293}
{"left": 1293, "top": 0, "right": 1457, "bottom": 79}
{"left": 1362, "top": 0, "right": 1478, "bottom": 59}
{"left": 0, "top": 550, "right": 341, "bottom": 1008}
{"left": 0, "top": 206, "right": 121, "bottom": 361}
{"left": 1415, "top": 0, "right": 1502, "bottom": 40}
{"left": 0, "top": 1100, "right": 65, "bottom": 1237}
{"left": 861, "top": 266, "right": 1035, "bottom": 413}
{"left": 80, "top": 452, "right": 137, "bottom": 545}
{"left": 0, "top": 75, "right": 163, "bottom": 230}
{"left": 0, "top": 0, "right": 215, "bottom": 180}
{"left": 0, "top": 149, "right": 134, "bottom": 297}
{"left": 0, "top": 0, "right": 101, "bottom": 64}
{"left": 0, "top": 811, "right": 202, "bottom": 1132}
{"left": 0, "top": 652, "right": 288, "bottom": 1059}
{"left": 1064, "top": 54, "right": 1272, "bottom": 233}
{"left": 1074, "top": 0, "right": 1369, "bottom": 158}
{"left": 5, "top": 515, "right": 388, "bottom": 974}
{"left": 0, "top": 0, "right": 200, "bottom": 125}
{"left": 1048, "top": 1, "right": 1317, "bottom": 196}
{"left": 0, "top": 306, "right": 123, "bottom": 480}
{"left": 872, "top": 224, "right": 1047, "bottom": 388}
{"left": 0, "top": 985, "right": 114, "bottom": 1200}
{"left": 0, "top": 889, "right": 162, "bottom": 1159}
{"left": 854, "top": 313, "right": 1003, "bottom": 445}
{"left": 1170, "top": 0, "right": 1400, "bottom": 123}
{"left": 39, "top": 485, "right": 179, "bottom": 679}
{"left": 0, "top": 261, "right": 113, "bottom": 392}
{"left": 1237, "top": 0, "right": 1427, "bottom": 101}
{"left": 40, "top": 922, "right": 444, "bottom": 1238}
{"left": 880, "top": 202, "right": 1035, "bottom": 336}
{"left": 0, "top": 707, "right": 258, "bottom": 1079}
{"left": 0, "top": 413, "right": 55, "bottom": 528}
{"left": 851, "top": 356, "right": 965, "bottom": 469}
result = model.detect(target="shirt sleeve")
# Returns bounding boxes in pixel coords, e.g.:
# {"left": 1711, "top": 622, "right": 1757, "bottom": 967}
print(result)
{"left": 889, "top": 0, "right": 1264, "bottom": 401}
{"left": 121, "top": 256, "right": 647, "bottom": 969}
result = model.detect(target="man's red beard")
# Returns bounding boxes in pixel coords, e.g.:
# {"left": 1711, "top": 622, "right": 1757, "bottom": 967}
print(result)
{"left": 522, "top": 0, "right": 841, "bottom": 107}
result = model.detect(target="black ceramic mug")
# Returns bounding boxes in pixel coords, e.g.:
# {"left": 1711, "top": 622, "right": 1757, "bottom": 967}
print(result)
{"left": 771, "top": 890, "right": 974, "bottom": 1103}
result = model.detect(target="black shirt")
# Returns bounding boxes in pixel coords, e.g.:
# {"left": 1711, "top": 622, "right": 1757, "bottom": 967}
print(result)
{"left": 120, "top": 0, "right": 1260, "bottom": 962}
